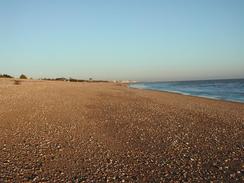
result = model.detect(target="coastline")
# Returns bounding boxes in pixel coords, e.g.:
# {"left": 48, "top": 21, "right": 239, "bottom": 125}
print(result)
{"left": 0, "top": 79, "right": 243, "bottom": 182}
{"left": 129, "top": 81, "right": 244, "bottom": 104}
{"left": 129, "top": 85, "right": 244, "bottom": 105}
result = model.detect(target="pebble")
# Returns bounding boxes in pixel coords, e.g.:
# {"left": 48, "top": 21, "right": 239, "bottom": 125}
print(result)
{"left": 0, "top": 80, "right": 243, "bottom": 182}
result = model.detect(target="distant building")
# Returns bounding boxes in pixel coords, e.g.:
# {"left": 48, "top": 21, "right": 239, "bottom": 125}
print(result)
{"left": 113, "top": 80, "right": 137, "bottom": 84}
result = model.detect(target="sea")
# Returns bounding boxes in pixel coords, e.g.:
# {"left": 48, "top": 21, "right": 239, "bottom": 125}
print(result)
{"left": 129, "top": 79, "right": 244, "bottom": 103}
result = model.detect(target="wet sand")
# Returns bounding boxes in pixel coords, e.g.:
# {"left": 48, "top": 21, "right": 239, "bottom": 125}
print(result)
{"left": 0, "top": 79, "right": 243, "bottom": 182}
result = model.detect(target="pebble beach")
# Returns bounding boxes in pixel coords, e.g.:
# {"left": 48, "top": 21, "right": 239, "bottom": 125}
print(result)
{"left": 0, "top": 79, "right": 243, "bottom": 182}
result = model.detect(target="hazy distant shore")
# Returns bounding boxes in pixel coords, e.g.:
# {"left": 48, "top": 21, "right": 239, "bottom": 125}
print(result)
{"left": 0, "top": 79, "right": 243, "bottom": 182}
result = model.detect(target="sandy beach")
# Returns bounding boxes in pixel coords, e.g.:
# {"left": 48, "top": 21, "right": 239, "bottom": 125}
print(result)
{"left": 0, "top": 79, "right": 243, "bottom": 182}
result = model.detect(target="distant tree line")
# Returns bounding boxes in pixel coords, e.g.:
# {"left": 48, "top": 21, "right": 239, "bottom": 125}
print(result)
{"left": 41, "top": 77, "right": 109, "bottom": 83}
{"left": 1, "top": 73, "right": 109, "bottom": 83}
{"left": 0, "top": 74, "right": 13, "bottom": 78}
{"left": 0, "top": 74, "right": 28, "bottom": 79}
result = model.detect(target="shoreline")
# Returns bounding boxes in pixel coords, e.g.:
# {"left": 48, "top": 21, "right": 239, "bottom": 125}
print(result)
{"left": 129, "top": 82, "right": 244, "bottom": 105}
{"left": 129, "top": 85, "right": 244, "bottom": 105}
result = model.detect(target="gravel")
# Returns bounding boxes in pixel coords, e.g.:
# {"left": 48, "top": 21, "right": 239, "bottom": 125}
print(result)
{"left": 0, "top": 79, "right": 243, "bottom": 182}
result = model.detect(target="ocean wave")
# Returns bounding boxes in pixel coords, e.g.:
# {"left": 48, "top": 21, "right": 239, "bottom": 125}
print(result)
{"left": 129, "top": 79, "right": 244, "bottom": 103}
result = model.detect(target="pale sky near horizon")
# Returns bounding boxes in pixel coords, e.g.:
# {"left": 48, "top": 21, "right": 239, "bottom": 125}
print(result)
{"left": 0, "top": 0, "right": 243, "bottom": 81}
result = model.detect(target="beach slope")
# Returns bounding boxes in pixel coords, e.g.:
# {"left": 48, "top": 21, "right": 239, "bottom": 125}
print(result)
{"left": 0, "top": 79, "right": 243, "bottom": 182}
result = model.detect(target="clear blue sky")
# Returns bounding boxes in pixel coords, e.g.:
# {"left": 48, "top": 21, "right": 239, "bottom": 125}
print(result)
{"left": 0, "top": 0, "right": 243, "bottom": 81}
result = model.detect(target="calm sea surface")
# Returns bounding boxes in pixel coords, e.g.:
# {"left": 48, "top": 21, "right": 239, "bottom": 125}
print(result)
{"left": 129, "top": 79, "right": 244, "bottom": 103}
